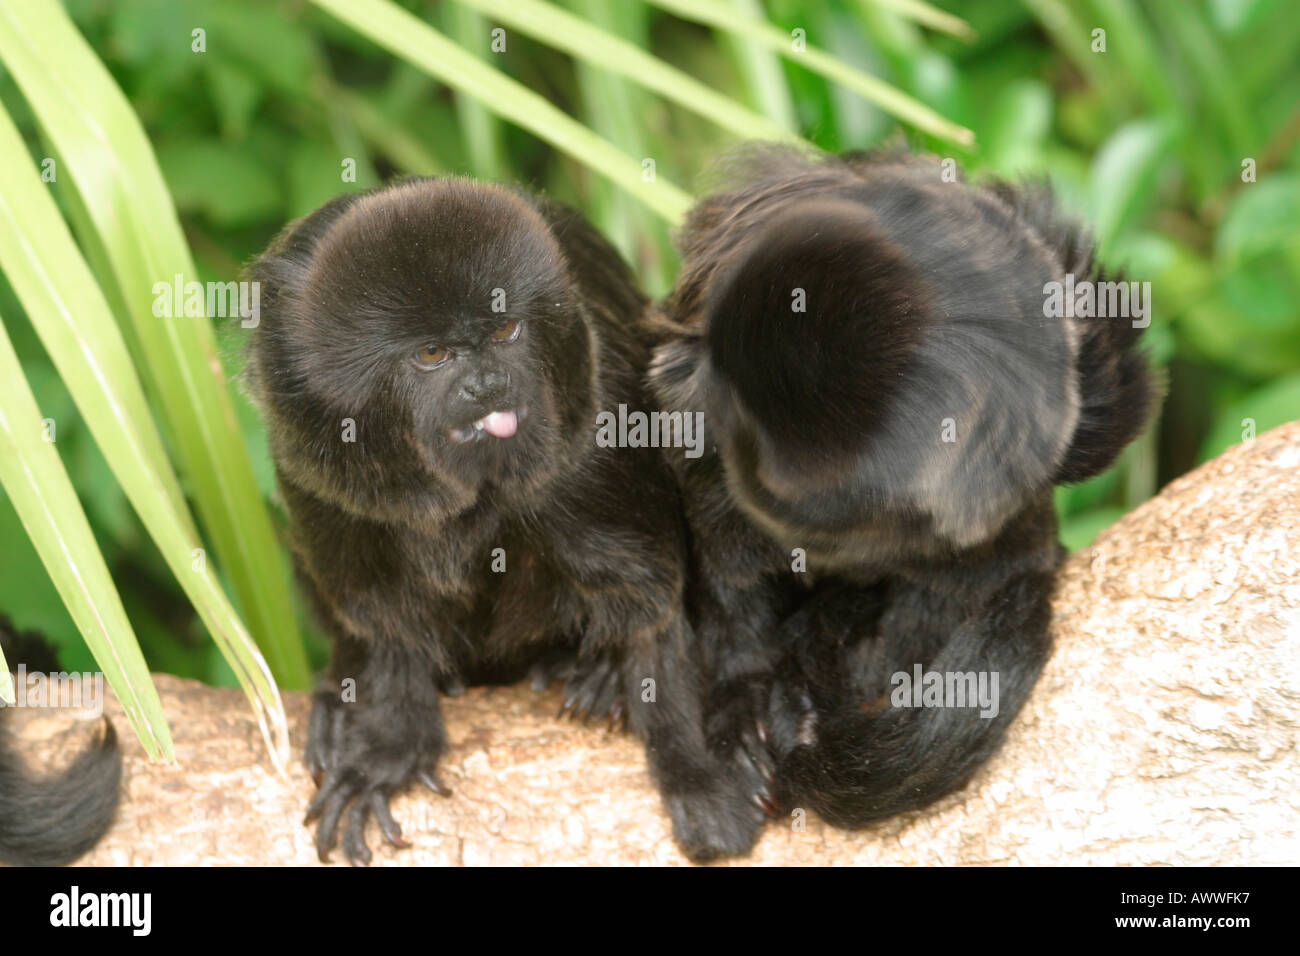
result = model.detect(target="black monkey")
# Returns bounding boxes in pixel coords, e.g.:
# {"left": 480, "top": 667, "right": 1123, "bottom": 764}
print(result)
{"left": 245, "top": 178, "right": 762, "bottom": 864}
{"left": 647, "top": 145, "right": 1154, "bottom": 837}
{"left": 0, "top": 615, "right": 121, "bottom": 866}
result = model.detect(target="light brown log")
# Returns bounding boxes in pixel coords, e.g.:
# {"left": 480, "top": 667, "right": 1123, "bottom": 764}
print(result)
{"left": 12, "top": 422, "right": 1300, "bottom": 865}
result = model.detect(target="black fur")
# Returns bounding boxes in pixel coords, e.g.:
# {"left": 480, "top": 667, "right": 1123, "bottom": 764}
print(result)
{"left": 0, "top": 616, "right": 121, "bottom": 866}
{"left": 647, "top": 145, "right": 1155, "bottom": 842}
{"left": 245, "top": 178, "right": 761, "bottom": 864}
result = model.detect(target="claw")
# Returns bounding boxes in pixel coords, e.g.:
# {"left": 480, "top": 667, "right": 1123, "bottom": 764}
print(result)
{"left": 756, "top": 720, "right": 769, "bottom": 746}
{"left": 370, "top": 792, "right": 409, "bottom": 848}
{"left": 312, "top": 786, "right": 350, "bottom": 863}
{"left": 343, "top": 802, "right": 373, "bottom": 866}
{"left": 607, "top": 701, "right": 625, "bottom": 734}
{"left": 418, "top": 771, "right": 452, "bottom": 797}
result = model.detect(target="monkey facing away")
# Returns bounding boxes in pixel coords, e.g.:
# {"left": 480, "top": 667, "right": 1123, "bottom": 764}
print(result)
{"left": 647, "top": 145, "right": 1154, "bottom": 843}
{"left": 245, "top": 178, "right": 763, "bottom": 864}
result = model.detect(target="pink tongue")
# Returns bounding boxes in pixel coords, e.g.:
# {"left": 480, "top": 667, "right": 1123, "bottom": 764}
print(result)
{"left": 481, "top": 410, "right": 518, "bottom": 438}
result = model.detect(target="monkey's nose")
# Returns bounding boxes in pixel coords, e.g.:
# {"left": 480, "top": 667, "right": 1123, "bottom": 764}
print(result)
{"left": 460, "top": 368, "right": 510, "bottom": 404}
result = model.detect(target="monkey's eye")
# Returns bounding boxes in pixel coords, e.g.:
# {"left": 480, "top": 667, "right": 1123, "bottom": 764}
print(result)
{"left": 489, "top": 318, "right": 522, "bottom": 344}
{"left": 414, "top": 345, "right": 451, "bottom": 369}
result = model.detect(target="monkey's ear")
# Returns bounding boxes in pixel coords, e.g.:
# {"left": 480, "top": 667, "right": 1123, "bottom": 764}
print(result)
{"left": 1054, "top": 298, "right": 1159, "bottom": 483}
{"left": 247, "top": 191, "right": 364, "bottom": 294}
{"left": 240, "top": 192, "right": 366, "bottom": 400}
{"left": 979, "top": 178, "right": 1159, "bottom": 483}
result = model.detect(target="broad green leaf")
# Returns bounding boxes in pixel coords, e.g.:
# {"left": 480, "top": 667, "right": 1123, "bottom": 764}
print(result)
{"left": 645, "top": 0, "right": 974, "bottom": 144}
{"left": 982, "top": 80, "right": 1052, "bottom": 174}
{"left": 453, "top": 0, "right": 798, "bottom": 143}
{"left": 1216, "top": 173, "right": 1300, "bottom": 267}
{"left": 0, "top": 311, "right": 171, "bottom": 754}
{"left": 1087, "top": 117, "right": 1179, "bottom": 255}
{"left": 0, "top": 100, "right": 289, "bottom": 772}
{"left": 310, "top": 0, "right": 693, "bottom": 223}
{"left": 0, "top": 0, "right": 310, "bottom": 689}
{"left": 157, "top": 139, "right": 284, "bottom": 227}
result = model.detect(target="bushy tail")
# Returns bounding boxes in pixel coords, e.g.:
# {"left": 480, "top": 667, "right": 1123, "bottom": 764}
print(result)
{"left": 767, "top": 562, "right": 1056, "bottom": 828}
{"left": 0, "top": 617, "right": 121, "bottom": 866}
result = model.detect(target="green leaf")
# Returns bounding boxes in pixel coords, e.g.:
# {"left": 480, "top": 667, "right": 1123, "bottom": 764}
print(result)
{"left": 0, "top": 311, "right": 171, "bottom": 751}
{"left": 0, "top": 98, "right": 289, "bottom": 772}
{"left": 868, "top": 0, "right": 977, "bottom": 40}
{"left": 453, "top": 0, "right": 798, "bottom": 143}
{"left": 982, "top": 79, "right": 1052, "bottom": 174}
{"left": 721, "top": 0, "right": 798, "bottom": 133}
{"left": 1059, "top": 506, "right": 1128, "bottom": 553}
{"left": 1087, "top": 117, "right": 1179, "bottom": 255}
{"left": 1199, "top": 374, "right": 1300, "bottom": 462}
{"left": 158, "top": 139, "right": 283, "bottom": 227}
{"left": 444, "top": 3, "right": 506, "bottom": 181}
{"left": 0, "top": 0, "right": 309, "bottom": 690}
{"left": 645, "top": 0, "right": 974, "bottom": 144}
{"left": 310, "top": 0, "right": 693, "bottom": 223}
{"left": 1215, "top": 173, "right": 1300, "bottom": 267}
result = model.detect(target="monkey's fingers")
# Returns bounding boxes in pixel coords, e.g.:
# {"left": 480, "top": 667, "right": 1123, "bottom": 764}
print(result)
{"left": 528, "top": 647, "right": 578, "bottom": 691}
{"left": 437, "top": 674, "right": 466, "bottom": 698}
{"left": 607, "top": 699, "right": 626, "bottom": 734}
{"left": 739, "top": 725, "right": 777, "bottom": 787}
{"left": 737, "top": 749, "right": 781, "bottom": 817}
{"left": 306, "top": 772, "right": 357, "bottom": 863}
{"left": 418, "top": 770, "right": 453, "bottom": 797}
{"left": 558, "top": 653, "right": 622, "bottom": 724}
{"left": 304, "top": 691, "right": 347, "bottom": 786}
{"left": 369, "top": 791, "right": 409, "bottom": 848}
{"left": 343, "top": 801, "right": 373, "bottom": 866}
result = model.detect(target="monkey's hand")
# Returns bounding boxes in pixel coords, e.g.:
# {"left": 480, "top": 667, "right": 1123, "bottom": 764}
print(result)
{"left": 304, "top": 685, "right": 449, "bottom": 866}
{"left": 706, "top": 676, "right": 780, "bottom": 815}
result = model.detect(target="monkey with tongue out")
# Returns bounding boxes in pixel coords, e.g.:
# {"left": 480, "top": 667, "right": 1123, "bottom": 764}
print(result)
{"left": 244, "top": 177, "right": 763, "bottom": 864}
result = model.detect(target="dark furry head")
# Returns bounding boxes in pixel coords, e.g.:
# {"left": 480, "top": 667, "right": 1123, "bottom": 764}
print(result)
{"left": 652, "top": 145, "right": 1153, "bottom": 558}
{"left": 704, "top": 198, "right": 933, "bottom": 481}
{"left": 245, "top": 179, "right": 600, "bottom": 523}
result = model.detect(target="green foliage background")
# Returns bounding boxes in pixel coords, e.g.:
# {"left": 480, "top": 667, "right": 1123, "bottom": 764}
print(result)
{"left": 1, "top": 0, "right": 1297, "bottom": 692}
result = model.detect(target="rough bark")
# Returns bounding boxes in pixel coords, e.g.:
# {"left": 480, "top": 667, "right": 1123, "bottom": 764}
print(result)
{"left": 11, "top": 422, "right": 1299, "bottom": 865}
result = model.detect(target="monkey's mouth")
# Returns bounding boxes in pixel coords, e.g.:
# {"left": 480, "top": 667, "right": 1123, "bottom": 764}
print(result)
{"left": 448, "top": 407, "right": 528, "bottom": 444}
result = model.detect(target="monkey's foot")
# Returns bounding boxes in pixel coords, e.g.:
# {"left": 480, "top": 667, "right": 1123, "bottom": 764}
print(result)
{"left": 548, "top": 651, "right": 626, "bottom": 731}
{"left": 304, "top": 688, "right": 449, "bottom": 866}
{"left": 662, "top": 770, "right": 766, "bottom": 862}
{"left": 707, "top": 677, "right": 780, "bottom": 816}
